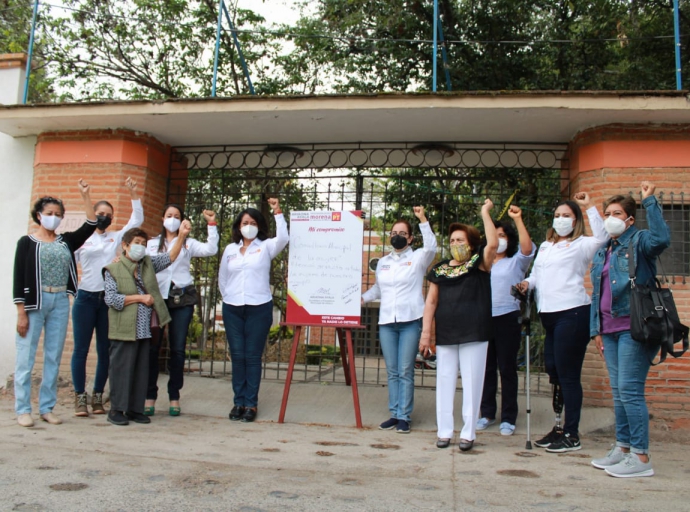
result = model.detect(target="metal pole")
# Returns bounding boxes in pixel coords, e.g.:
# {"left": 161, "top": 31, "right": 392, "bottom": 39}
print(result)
{"left": 211, "top": 0, "right": 224, "bottom": 97}
{"left": 22, "top": 0, "right": 40, "bottom": 104}
{"left": 432, "top": 0, "right": 438, "bottom": 92}
{"left": 222, "top": 1, "right": 255, "bottom": 95}
{"left": 673, "top": 0, "right": 682, "bottom": 90}
{"left": 437, "top": 10, "right": 452, "bottom": 91}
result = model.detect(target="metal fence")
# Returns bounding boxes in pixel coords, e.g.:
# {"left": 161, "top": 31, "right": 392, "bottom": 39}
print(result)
{"left": 162, "top": 142, "right": 572, "bottom": 393}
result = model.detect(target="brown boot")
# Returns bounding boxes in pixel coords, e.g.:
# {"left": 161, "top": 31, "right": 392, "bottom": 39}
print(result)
{"left": 74, "top": 392, "right": 88, "bottom": 417}
{"left": 91, "top": 392, "right": 106, "bottom": 415}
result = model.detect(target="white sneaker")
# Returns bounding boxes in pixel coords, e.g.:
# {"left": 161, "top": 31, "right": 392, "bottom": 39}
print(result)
{"left": 499, "top": 422, "right": 515, "bottom": 436}
{"left": 17, "top": 413, "right": 34, "bottom": 427}
{"left": 591, "top": 445, "right": 626, "bottom": 469}
{"left": 476, "top": 417, "right": 495, "bottom": 431}
{"left": 605, "top": 453, "right": 654, "bottom": 478}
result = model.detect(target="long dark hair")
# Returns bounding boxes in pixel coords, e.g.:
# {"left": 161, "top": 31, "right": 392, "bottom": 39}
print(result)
{"left": 157, "top": 203, "right": 185, "bottom": 253}
{"left": 546, "top": 200, "right": 585, "bottom": 242}
{"left": 232, "top": 208, "right": 269, "bottom": 244}
{"left": 494, "top": 220, "right": 519, "bottom": 258}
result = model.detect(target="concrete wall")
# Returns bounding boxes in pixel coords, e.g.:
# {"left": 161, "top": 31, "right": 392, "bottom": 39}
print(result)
{"left": 0, "top": 54, "right": 27, "bottom": 106}
{"left": 0, "top": 133, "right": 36, "bottom": 388}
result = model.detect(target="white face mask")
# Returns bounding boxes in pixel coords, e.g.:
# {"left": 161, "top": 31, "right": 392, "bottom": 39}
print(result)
{"left": 128, "top": 244, "right": 147, "bottom": 262}
{"left": 497, "top": 238, "right": 508, "bottom": 254}
{"left": 164, "top": 217, "right": 181, "bottom": 233}
{"left": 604, "top": 216, "right": 631, "bottom": 237}
{"left": 552, "top": 217, "right": 574, "bottom": 237}
{"left": 241, "top": 224, "right": 259, "bottom": 240}
{"left": 40, "top": 214, "right": 62, "bottom": 231}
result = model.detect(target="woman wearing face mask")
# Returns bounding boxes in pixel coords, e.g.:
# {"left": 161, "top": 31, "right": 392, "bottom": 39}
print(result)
{"left": 362, "top": 206, "right": 437, "bottom": 434}
{"left": 219, "top": 198, "right": 288, "bottom": 423}
{"left": 477, "top": 205, "right": 536, "bottom": 436}
{"left": 589, "top": 182, "right": 669, "bottom": 478}
{"left": 145, "top": 205, "right": 218, "bottom": 417}
{"left": 420, "top": 199, "right": 498, "bottom": 452}
{"left": 71, "top": 177, "right": 144, "bottom": 417}
{"left": 517, "top": 192, "right": 608, "bottom": 453}
{"left": 104, "top": 223, "right": 191, "bottom": 426}
{"left": 13, "top": 180, "right": 97, "bottom": 427}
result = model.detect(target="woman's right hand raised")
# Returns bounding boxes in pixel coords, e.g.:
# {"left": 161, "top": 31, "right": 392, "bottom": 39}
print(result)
{"left": 573, "top": 192, "right": 592, "bottom": 209}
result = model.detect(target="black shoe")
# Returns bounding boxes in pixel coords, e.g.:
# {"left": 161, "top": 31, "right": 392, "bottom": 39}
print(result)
{"left": 126, "top": 411, "right": 151, "bottom": 424}
{"left": 545, "top": 433, "right": 581, "bottom": 453}
{"left": 241, "top": 408, "right": 257, "bottom": 423}
{"left": 378, "top": 417, "right": 398, "bottom": 430}
{"left": 229, "top": 406, "right": 246, "bottom": 421}
{"left": 534, "top": 426, "right": 563, "bottom": 448}
{"left": 396, "top": 420, "right": 411, "bottom": 434}
{"left": 107, "top": 410, "right": 129, "bottom": 426}
{"left": 459, "top": 439, "right": 474, "bottom": 452}
{"left": 436, "top": 438, "right": 451, "bottom": 449}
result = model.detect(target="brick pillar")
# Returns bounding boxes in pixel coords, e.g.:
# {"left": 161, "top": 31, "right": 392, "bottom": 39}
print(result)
{"left": 567, "top": 123, "right": 690, "bottom": 424}
{"left": 30, "top": 129, "right": 185, "bottom": 384}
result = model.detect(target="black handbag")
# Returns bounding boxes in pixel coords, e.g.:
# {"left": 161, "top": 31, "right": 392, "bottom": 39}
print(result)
{"left": 628, "top": 234, "right": 689, "bottom": 365}
{"left": 167, "top": 284, "right": 198, "bottom": 309}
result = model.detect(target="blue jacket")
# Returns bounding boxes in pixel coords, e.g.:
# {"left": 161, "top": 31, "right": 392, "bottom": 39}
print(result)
{"left": 590, "top": 196, "right": 671, "bottom": 337}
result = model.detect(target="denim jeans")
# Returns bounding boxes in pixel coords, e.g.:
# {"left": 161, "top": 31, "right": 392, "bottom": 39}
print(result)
{"left": 15, "top": 291, "right": 70, "bottom": 415}
{"left": 481, "top": 311, "right": 521, "bottom": 425}
{"left": 539, "top": 304, "right": 591, "bottom": 437}
{"left": 379, "top": 319, "right": 422, "bottom": 422}
{"left": 71, "top": 290, "right": 110, "bottom": 394}
{"left": 223, "top": 301, "right": 273, "bottom": 408}
{"left": 147, "top": 304, "right": 194, "bottom": 401}
{"left": 602, "top": 331, "right": 658, "bottom": 454}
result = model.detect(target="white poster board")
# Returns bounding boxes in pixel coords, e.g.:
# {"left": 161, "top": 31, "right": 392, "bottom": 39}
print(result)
{"left": 286, "top": 211, "right": 363, "bottom": 326}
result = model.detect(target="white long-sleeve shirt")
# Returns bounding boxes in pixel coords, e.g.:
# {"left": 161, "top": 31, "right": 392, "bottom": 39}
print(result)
{"left": 147, "top": 225, "right": 219, "bottom": 299}
{"left": 75, "top": 199, "right": 144, "bottom": 292}
{"left": 525, "top": 206, "right": 608, "bottom": 313}
{"left": 218, "top": 213, "right": 289, "bottom": 306}
{"left": 361, "top": 222, "right": 437, "bottom": 324}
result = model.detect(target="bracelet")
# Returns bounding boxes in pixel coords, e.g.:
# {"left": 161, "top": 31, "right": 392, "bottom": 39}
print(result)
{"left": 273, "top": 210, "right": 282, "bottom": 215}
{"left": 207, "top": 222, "right": 217, "bottom": 226}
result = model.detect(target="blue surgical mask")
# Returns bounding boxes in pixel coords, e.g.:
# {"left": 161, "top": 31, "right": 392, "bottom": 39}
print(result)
{"left": 128, "top": 244, "right": 146, "bottom": 262}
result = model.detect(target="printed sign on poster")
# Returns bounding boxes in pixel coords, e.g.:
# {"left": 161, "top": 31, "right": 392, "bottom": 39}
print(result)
{"left": 287, "top": 211, "right": 363, "bottom": 326}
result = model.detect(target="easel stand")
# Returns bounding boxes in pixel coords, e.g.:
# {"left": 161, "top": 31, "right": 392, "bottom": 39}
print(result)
{"left": 278, "top": 323, "right": 364, "bottom": 428}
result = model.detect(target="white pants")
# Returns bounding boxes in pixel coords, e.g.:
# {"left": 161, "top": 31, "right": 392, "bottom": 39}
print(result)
{"left": 436, "top": 342, "right": 489, "bottom": 441}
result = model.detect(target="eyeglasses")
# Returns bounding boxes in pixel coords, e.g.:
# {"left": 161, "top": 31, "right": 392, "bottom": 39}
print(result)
{"left": 390, "top": 231, "right": 409, "bottom": 237}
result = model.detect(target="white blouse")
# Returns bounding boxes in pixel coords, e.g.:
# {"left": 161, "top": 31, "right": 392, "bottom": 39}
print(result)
{"left": 75, "top": 199, "right": 144, "bottom": 292}
{"left": 361, "top": 222, "right": 437, "bottom": 324}
{"left": 147, "top": 225, "right": 219, "bottom": 299}
{"left": 525, "top": 207, "right": 608, "bottom": 313}
{"left": 218, "top": 213, "right": 289, "bottom": 306}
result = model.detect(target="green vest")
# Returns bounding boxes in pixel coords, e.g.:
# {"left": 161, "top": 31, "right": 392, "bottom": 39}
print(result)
{"left": 105, "top": 255, "right": 171, "bottom": 341}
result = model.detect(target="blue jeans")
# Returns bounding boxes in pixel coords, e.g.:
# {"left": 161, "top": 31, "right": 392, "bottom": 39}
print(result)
{"left": 15, "top": 291, "right": 70, "bottom": 415}
{"left": 602, "top": 331, "right": 659, "bottom": 454}
{"left": 147, "top": 305, "right": 194, "bottom": 401}
{"left": 71, "top": 290, "right": 110, "bottom": 393}
{"left": 223, "top": 301, "right": 273, "bottom": 408}
{"left": 379, "top": 319, "right": 422, "bottom": 422}
{"left": 539, "top": 304, "right": 591, "bottom": 437}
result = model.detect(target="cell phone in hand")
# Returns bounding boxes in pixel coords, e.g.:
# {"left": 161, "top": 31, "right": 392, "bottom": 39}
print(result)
{"left": 510, "top": 285, "right": 527, "bottom": 302}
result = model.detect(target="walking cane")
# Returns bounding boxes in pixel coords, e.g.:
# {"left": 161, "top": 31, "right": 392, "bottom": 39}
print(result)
{"left": 523, "top": 289, "right": 533, "bottom": 450}
{"left": 512, "top": 285, "right": 533, "bottom": 449}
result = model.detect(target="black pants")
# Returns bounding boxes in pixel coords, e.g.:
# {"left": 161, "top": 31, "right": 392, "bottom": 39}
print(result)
{"left": 539, "top": 304, "right": 591, "bottom": 437}
{"left": 109, "top": 338, "right": 150, "bottom": 414}
{"left": 480, "top": 311, "right": 521, "bottom": 425}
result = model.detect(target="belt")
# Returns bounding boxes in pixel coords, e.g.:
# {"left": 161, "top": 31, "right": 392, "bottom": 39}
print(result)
{"left": 42, "top": 286, "right": 67, "bottom": 293}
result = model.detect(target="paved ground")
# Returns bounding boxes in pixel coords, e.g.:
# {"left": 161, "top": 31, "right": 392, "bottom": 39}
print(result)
{"left": 1, "top": 376, "right": 689, "bottom": 511}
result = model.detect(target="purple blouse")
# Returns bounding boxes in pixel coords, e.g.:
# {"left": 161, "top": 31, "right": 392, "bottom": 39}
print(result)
{"left": 600, "top": 250, "right": 631, "bottom": 334}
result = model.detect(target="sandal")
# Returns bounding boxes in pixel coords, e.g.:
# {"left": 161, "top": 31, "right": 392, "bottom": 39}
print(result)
{"left": 143, "top": 406, "right": 155, "bottom": 416}
{"left": 169, "top": 406, "right": 181, "bottom": 416}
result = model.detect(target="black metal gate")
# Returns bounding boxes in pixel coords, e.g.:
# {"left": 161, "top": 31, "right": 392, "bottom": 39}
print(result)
{"left": 165, "top": 142, "right": 569, "bottom": 391}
